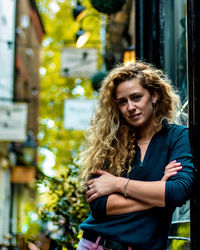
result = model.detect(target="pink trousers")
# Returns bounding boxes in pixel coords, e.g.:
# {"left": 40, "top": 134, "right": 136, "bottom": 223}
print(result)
{"left": 76, "top": 236, "right": 132, "bottom": 250}
{"left": 77, "top": 237, "right": 104, "bottom": 250}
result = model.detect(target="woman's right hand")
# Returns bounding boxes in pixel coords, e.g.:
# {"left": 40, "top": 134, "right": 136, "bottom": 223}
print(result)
{"left": 161, "top": 160, "right": 182, "bottom": 181}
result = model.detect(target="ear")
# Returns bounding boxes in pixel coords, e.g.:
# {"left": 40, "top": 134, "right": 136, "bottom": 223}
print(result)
{"left": 151, "top": 92, "right": 158, "bottom": 103}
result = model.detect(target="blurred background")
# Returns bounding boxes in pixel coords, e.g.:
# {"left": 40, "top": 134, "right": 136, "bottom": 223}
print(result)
{"left": 0, "top": 0, "right": 191, "bottom": 249}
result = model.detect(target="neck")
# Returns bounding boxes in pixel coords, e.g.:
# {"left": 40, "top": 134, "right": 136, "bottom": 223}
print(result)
{"left": 136, "top": 123, "right": 161, "bottom": 142}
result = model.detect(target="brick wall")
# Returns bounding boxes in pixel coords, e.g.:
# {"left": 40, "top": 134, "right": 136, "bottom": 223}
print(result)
{"left": 15, "top": 0, "right": 44, "bottom": 138}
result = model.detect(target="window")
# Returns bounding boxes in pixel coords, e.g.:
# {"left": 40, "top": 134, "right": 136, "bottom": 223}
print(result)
{"left": 163, "top": 1, "right": 190, "bottom": 249}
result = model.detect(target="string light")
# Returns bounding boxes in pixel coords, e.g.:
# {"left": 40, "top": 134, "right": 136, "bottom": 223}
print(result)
{"left": 0, "top": 38, "right": 100, "bottom": 51}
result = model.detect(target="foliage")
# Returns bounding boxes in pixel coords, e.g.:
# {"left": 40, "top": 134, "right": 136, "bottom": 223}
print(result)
{"left": 170, "top": 239, "right": 190, "bottom": 249}
{"left": 38, "top": 160, "right": 89, "bottom": 249}
{"left": 177, "top": 221, "right": 190, "bottom": 238}
{"left": 91, "top": 70, "right": 108, "bottom": 91}
{"left": 21, "top": 198, "right": 41, "bottom": 241}
{"left": 90, "top": 0, "right": 126, "bottom": 15}
{"left": 34, "top": 0, "right": 103, "bottom": 248}
{"left": 169, "top": 222, "right": 190, "bottom": 249}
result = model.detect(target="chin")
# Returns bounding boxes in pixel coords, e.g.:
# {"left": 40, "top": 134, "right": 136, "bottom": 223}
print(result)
{"left": 127, "top": 120, "right": 143, "bottom": 127}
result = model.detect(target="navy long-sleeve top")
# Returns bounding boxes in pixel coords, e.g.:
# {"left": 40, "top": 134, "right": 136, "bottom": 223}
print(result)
{"left": 80, "top": 120, "right": 194, "bottom": 250}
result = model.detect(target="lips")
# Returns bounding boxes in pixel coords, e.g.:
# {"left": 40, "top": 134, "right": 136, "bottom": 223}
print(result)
{"left": 128, "top": 113, "right": 141, "bottom": 119}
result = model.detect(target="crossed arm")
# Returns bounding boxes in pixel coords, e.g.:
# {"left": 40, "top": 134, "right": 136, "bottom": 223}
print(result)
{"left": 86, "top": 161, "right": 182, "bottom": 215}
{"left": 106, "top": 194, "right": 153, "bottom": 215}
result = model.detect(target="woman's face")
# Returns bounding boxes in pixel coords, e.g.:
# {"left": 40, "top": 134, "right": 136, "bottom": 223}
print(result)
{"left": 115, "top": 78, "right": 157, "bottom": 129}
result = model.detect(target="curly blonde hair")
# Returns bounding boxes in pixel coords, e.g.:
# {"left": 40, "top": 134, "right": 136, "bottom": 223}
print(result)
{"left": 79, "top": 61, "right": 180, "bottom": 184}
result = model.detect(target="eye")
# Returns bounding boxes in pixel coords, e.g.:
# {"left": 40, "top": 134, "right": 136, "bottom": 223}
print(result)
{"left": 131, "top": 95, "right": 142, "bottom": 101}
{"left": 118, "top": 99, "right": 127, "bottom": 106}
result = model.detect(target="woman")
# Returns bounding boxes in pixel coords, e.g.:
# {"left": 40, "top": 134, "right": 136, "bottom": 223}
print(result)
{"left": 77, "top": 62, "right": 194, "bottom": 250}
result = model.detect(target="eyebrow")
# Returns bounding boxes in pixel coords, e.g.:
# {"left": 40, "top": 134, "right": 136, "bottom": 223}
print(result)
{"left": 116, "top": 92, "right": 143, "bottom": 101}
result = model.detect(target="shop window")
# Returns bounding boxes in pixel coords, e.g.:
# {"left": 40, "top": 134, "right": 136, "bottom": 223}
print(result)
{"left": 162, "top": 1, "right": 190, "bottom": 249}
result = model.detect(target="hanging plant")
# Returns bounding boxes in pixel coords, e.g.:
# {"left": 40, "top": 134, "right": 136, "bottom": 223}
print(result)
{"left": 90, "top": 0, "right": 126, "bottom": 15}
{"left": 91, "top": 70, "right": 108, "bottom": 91}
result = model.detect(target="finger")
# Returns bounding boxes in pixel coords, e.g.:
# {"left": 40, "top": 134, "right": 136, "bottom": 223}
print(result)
{"left": 166, "top": 171, "right": 177, "bottom": 177}
{"left": 165, "top": 162, "right": 181, "bottom": 170}
{"left": 162, "top": 171, "right": 177, "bottom": 181}
{"left": 166, "top": 160, "right": 176, "bottom": 167}
{"left": 92, "top": 169, "right": 107, "bottom": 175}
{"left": 165, "top": 166, "right": 182, "bottom": 173}
{"left": 170, "top": 163, "right": 181, "bottom": 168}
{"left": 165, "top": 162, "right": 175, "bottom": 171}
{"left": 85, "top": 188, "right": 96, "bottom": 198}
{"left": 87, "top": 193, "right": 99, "bottom": 203}
{"left": 86, "top": 179, "right": 94, "bottom": 186}
{"left": 86, "top": 185, "right": 92, "bottom": 191}
{"left": 166, "top": 162, "right": 180, "bottom": 169}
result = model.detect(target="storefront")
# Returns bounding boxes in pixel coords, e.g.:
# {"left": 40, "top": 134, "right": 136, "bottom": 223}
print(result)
{"left": 135, "top": 0, "right": 200, "bottom": 249}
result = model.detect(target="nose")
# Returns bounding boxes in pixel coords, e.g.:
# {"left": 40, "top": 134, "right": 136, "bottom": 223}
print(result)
{"left": 127, "top": 100, "right": 135, "bottom": 111}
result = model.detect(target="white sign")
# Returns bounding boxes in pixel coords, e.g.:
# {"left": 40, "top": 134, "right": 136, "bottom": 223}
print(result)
{"left": 61, "top": 48, "right": 97, "bottom": 78}
{"left": 0, "top": 0, "right": 16, "bottom": 100}
{"left": 64, "top": 99, "right": 97, "bottom": 130}
{"left": 0, "top": 103, "right": 28, "bottom": 141}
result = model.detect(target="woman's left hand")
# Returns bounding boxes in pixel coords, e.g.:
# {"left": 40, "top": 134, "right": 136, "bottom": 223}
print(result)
{"left": 161, "top": 160, "right": 182, "bottom": 181}
{"left": 86, "top": 170, "right": 119, "bottom": 203}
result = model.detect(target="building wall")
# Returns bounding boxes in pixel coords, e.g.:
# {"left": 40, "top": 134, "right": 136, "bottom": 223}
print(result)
{"left": 15, "top": 0, "right": 43, "bottom": 137}
{"left": 0, "top": 0, "right": 43, "bottom": 246}
{"left": 0, "top": 0, "right": 16, "bottom": 100}
{"left": 11, "top": 0, "right": 44, "bottom": 238}
{"left": 0, "top": 143, "right": 11, "bottom": 247}
{"left": 135, "top": 0, "right": 190, "bottom": 248}
{"left": 104, "top": 0, "right": 134, "bottom": 70}
{"left": 0, "top": 0, "right": 16, "bottom": 246}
